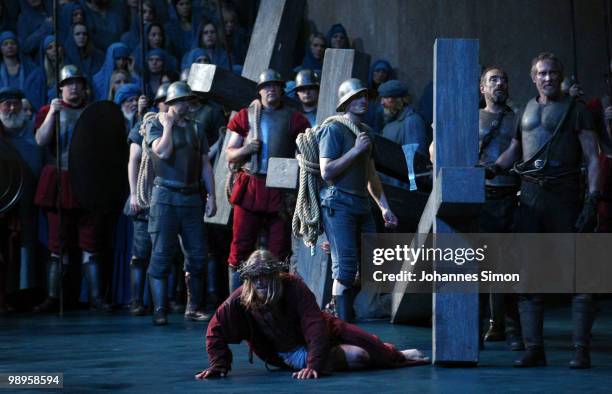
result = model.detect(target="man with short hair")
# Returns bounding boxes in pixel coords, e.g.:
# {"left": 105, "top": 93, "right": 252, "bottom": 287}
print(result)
{"left": 477, "top": 67, "right": 523, "bottom": 351}
{"left": 318, "top": 78, "right": 398, "bottom": 322}
{"left": 0, "top": 87, "right": 43, "bottom": 294}
{"left": 196, "top": 249, "right": 428, "bottom": 380}
{"left": 125, "top": 83, "right": 169, "bottom": 316}
{"left": 145, "top": 81, "right": 216, "bottom": 325}
{"left": 294, "top": 69, "right": 319, "bottom": 127}
{"left": 492, "top": 52, "right": 600, "bottom": 368}
{"left": 33, "top": 65, "right": 110, "bottom": 312}
{"left": 225, "top": 69, "right": 310, "bottom": 291}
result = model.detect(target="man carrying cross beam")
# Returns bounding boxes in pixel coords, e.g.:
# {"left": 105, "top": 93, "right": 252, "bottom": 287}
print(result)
{"left": 318, "top": 78, "right": 397, "bottom": 322}
{"left": 491, "top": 52, "right": 599, "bottom": 369}
{"left": 225, "top": 69, "right": 310, "bottom": 290}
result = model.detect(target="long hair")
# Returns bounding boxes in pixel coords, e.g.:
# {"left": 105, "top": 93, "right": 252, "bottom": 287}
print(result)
{"left": 107, "top": 69, "right": 131, "bottom": 100}
{"left": 239, "top": 250, "right": 286, "bottom": 310}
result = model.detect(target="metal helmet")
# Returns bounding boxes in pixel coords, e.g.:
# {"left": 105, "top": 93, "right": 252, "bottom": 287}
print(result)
{"left": 165, "top": 81, "right": 194, "bottom": 104}
{"left": 256, "top": 68, "right": 284, "bottom": 90}
{"left": 294, "top": 69, "right": 319, "bottom": 90}
{"left": 154, "top": 83, "right": 170, "bottom": 103}
{"left": 59, "top": 65, "right": 85, "bottom": 86}
{"left": 336, "top": 78, "right": 367, "bottom": 112}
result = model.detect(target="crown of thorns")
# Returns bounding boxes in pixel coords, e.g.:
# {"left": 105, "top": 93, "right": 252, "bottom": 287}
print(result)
{"left": 238, "top": 258, "right": 288, "bottom": 280}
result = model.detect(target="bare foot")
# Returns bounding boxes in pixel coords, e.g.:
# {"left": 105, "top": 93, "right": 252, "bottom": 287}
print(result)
{"left": 401, "top": 349, "right": 429, "bottom": 362}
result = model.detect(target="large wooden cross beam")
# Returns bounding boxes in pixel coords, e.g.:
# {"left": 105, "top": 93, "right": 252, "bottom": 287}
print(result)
{"left": 390, "top": 39, "right": 484, "bottom": 365}
{"left": 188, "top": 0, "right": 305, "bottom": 226}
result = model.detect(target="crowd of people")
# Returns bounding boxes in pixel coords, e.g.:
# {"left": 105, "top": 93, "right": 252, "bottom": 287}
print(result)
{"left": 1, "top": 0, "right": 612, "bottom": 379}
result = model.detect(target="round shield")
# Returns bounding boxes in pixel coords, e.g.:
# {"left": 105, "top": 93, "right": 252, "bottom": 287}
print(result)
{"left": 0, "top": 137, "right": 24, "bottom": 214}
{"left": 69, "top": 101, "right": 129, "bottom": 211}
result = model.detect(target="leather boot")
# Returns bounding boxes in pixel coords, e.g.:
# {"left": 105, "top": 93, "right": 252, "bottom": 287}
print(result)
{"left": 484, "top": 294, "right": 505, "bottom": 342}
{"left": 570, "top": 294, "right": 594, "bottom": 369}
{"left": 149, "top": 275, "right": 168, "bottom": 325}
{"left": 33, "top": 256, "right": 62, "bottom": 313}
{"left": 129, "top": 258, "right": 147, "bottom": 316}
{"left": 19, "top": 246, "right": 37, "bottom": 289}
{"left": 167, "top": 264, "right": 185, "bottom": 313}
{"left": 184, "top": 273, "right": 212, "bottom": 322}
{"left": 83, "top": 255, "right": 112, "bottom": 312}
{"left": 514, "top": 295, "right": 546, "bottom": 367}
{"left": 505, "top": 294, "right": 524, "bottom": 351}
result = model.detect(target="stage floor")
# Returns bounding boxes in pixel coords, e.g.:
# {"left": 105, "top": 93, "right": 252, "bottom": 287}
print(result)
{"left": 2, "top": 302, "right": 612, "bottom": 393}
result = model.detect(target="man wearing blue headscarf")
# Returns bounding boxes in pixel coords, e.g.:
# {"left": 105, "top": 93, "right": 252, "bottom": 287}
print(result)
{"left": 364, "top": 59, "right": 392, "bottom": 134}
{"left": 0, "top": 87, "right": 43, "bottom": 291}
{"left": 114, "top": 83, "right": 141, "bottom": 132}
{"left": 0, "top": 31, "right": 38, "bottom": 91}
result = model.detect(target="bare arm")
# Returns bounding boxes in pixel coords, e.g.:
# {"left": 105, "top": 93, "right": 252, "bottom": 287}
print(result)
{"left": 578, "top": 129, "right": 600, "bottom": 194}
{"left": 128, "top": 143, "right": 142, "bottom": 213}
{"left": 35, "top": 99, "right": 61, "bottom": 146}
{"left": 226, "top": 130, "right": 259, "bottom": 164}
{"left": 495, "top": 138, "right": 522, "bottom": 170}
{"left": 201, "top": 153, "right": 217, "bottom": 217}
{"left": 367, "top": 159, "right": 398, "bottom": 228}
{"left": 320, "top": 133, "right": 369, "bottom": 182}
{"left": 151, "top": 113, "right": 174, "bottom": 159}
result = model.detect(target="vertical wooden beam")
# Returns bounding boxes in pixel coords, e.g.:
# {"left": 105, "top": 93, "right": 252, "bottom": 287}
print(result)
{"left": 432, "top": 38, "right": 480, "bottom": 366}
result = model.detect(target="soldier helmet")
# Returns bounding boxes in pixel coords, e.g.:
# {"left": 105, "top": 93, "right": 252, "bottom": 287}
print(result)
{"left": 256, "top": 68, "right": 285, "bottom": 90}
{"left": 294, "top": 69, "right": 319, "bottom": 90}
{"left": 59, "top": 65, "right": 86, "bottom": 86}
{"left": 165, "top": 81, "right": 194, "bottom": 104}
{"left": 154, "top": 83, "right": 170, "bottom": 103}
{"left": 336, "top": 78, "right": 367, "bottom": 112}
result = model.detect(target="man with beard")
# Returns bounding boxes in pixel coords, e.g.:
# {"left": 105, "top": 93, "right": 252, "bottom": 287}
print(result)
{"left": 491, "top": 52, "right": 599, "bottom": 368}
{"left": 225, "top": 69, "right": 310, "bottom": 291}
{"left": 0, "top": 87, "right": 43, "bottom": 294}
{"left": 33, "top": 65, "right": 110, "bottom": 312}
{"left": 114, "top": 83, "right": 141, "bottom": 133}
{"left": 477, "top": 67, "right": 523, "bottom": 351}
{"left": 145, "top": 81, "right": 216, "bottom": 325}
{"left": 318, "top": 78, "right": 398, "bottom": 322}
{"left": 195, "top": 250, "right": 429, "bottom": 380}
{"left": 294, "top": 69, "right": 319, "bottom": 127}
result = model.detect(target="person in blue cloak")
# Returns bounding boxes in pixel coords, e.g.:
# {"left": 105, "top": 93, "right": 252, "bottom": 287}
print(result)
{"left": 220, "top": 5, "right": 249, "bottom": 66}
{"left": 295, "top": 32, "right": 326, "bottom": 74}
{"left": 131, "top": 22, "right": 178, "bottom": 74}
{"left": 79, "top": 0, "right": 128, "bottom": 51}
{"left": 58, "top": 1, "right": 87, "bottom": 43}
{"left": 63, "top": 23, "right": 104, "bottom": 81}
{"left": 17, "top": 0, "right": 52, "bottom": 59}
{"left": 114, "top": 82, "right": 141, "bottom": 134}
{"left": 165, "top": 0, "right": 199, "bottom": 61}
{"left": 326, "top": 23, "right": 350, "bottom": 49}
{"left": 180, "top": 47, "right": 209, "bottom": 72}
{"left": 363, "top": 59, "right": 393, "bottom": 134}
{"left": 92, "top": 42, "right": 136, "bottom": 101}
{"left": 143, "top": 48, "right": 171, "bottom": 99}
{"left": 1, "top": 31, "right": 38, "bottom": 91}
{"left": 121, "top": 0, "right": 157, "bottom": 52}
{"left": 24, "top": 35, "right": 64, "bottom": 110}
{"left": 189, "top": 19, "right": 233, "bottom": 71}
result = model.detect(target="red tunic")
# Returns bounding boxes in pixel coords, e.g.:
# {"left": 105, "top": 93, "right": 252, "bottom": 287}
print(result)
{"left": 226, "top": 105, "right": 309, "bottom": 212}
{"left": 205, "top": 275, "right": 413, "bottom": 374}
{"left": 33, "top": 101, "right": 85, "bottom": 209}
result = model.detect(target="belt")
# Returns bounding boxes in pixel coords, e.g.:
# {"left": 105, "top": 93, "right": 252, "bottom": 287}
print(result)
{"left": 521, "top": 172, "right": 579, "bottom": 187}
{"left": 153, "top": 178, "right": 200, "bottom": 195}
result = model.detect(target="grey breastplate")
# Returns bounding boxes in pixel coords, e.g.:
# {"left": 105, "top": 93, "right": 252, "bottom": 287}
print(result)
{"left": 58, "top": 107, "right": 84, "bottom": 170}
{"left": 152, "top": 122, "right": 201, "bottom": 187}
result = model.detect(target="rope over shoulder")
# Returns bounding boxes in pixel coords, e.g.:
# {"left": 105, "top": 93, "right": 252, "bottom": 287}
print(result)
{"left": 136, "top": 112, "right": 159, "bottom": 209}
{"left": 291, "top": 115, "right": 367, "bottom": 247}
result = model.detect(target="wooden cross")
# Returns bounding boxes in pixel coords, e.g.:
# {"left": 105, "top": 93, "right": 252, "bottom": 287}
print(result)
{"left": 390, "top": 39, "right": 484, "bottom": 365}
{"left": 188, "top": 0, "right": 305, "bottom": 225}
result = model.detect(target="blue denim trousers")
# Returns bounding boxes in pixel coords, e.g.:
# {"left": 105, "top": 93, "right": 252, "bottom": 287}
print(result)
{"left": 320, "top": 187, "right": 376, "bottom": 286}
{"left": 147, "top": 202, "right": 207, "bottom": 278}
